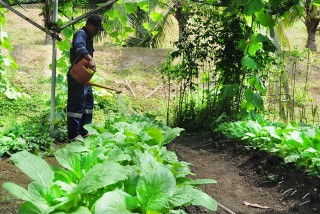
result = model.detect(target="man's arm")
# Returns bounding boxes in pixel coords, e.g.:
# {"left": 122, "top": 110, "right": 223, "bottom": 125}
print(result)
{"left": 83, "top": 54, "right": 96, "bottom": 71}
{"left": 73, "top": 31, "right": 96, "bottom": 71}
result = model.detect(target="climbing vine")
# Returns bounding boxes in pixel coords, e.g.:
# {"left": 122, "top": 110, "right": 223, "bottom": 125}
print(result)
{"left": 0, "top": 8, "right": 21, "bottom": 100}
{"left": 161, "top": 0, "right": 296, "bottom": 130}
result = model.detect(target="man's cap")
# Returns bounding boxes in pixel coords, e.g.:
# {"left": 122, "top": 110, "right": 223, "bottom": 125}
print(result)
{"left": 87, "top": 14, "right": 105, "bottom": 31}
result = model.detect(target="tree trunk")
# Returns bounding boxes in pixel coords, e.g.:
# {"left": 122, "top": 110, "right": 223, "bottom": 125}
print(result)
{"left": 43, "top": 0, "right": 52, "bottom": 45}
{"left": 305, "top": 6, "right": 320, "bottom": 51}
{"left": 174, "top": 1, "right": 186, "bottom": 39}
{"left": 306, "top": 27, "right": 317, "bottom": 51}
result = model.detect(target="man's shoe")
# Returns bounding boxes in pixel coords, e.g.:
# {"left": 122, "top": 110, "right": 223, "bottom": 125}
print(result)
{"left": 68, "top": 135, "right": 83, "bottom": 142}
{"left": 81, "top": 133, "right": 91, "bottom": 138}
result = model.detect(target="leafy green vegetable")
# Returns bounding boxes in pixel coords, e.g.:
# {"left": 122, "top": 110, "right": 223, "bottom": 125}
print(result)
{"left": 11, "top": 151, "right": 54, "bottom": 187}
{"left": 4, "top": 114, "right": 216, "bottom": 213}
{"left": 137, "top": 161, "right": 176, "bottom": 211}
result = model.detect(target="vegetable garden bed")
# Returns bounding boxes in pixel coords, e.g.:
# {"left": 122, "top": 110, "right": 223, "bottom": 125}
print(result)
{"left": 1, "top": 115, "right": 217, "bottom": 214}
{"left": 2, "top": 131, "right": 320, "bottom": 213}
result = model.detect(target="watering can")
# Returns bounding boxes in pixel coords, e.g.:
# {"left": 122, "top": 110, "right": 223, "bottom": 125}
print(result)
{"left": 70, "top": 58, "right": 122, "bottom": 93}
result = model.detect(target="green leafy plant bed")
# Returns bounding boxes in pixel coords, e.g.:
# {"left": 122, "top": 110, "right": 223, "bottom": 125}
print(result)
{"left": 218, "top": 119, "right": 320, "bottom": 177}
{"left": 3, "top": 114, "right": 217, "bottom": 214}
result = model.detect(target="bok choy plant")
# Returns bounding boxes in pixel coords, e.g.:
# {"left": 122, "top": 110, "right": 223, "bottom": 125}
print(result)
{"left": 3, "top": 114, "right": 217, "bottom": 213}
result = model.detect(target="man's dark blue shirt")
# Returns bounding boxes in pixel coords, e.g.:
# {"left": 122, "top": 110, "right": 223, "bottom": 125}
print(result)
{"left": 70, "top": 27, "right": 94, "bottom": 65}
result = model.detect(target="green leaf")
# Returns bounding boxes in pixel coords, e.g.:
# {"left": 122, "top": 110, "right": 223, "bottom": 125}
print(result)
{"left": 169, "top": 210, "right": 187, "bottom": 214}
{"left": 103, "top": 147, "right": 131, "bottom": 163}
{"left": 19, "top": 201, "right": 43, "bottom": 214}
{"left": 137, "top": 162, "right": 176, "bottom": 211}
{"left": 143, "top": 22, "right": 152, "bottom": 31}
{"left": 150, "top": 12, "right": 163, "bottom": 22}
{"left": 81, "top": 149, "right": 101, "bottom": 172}
{"left": 254, "top": 75, "right": 267, "bottom": 95}
{"left": 5, "top": 89, "right": 22, "bottom": 100}
{"left": 94, "top": 189, "right": 135, "bottom": 214}
{"left": 125, "top": 195, "right": 140, "bottom": 211}
{"left": 256, "top": 10, "right": 275, "bottom": 28}
{"left": 284, "top": 154, "right": 300, "bottom": 163}
{"left": 55, "top": 148, "right": 81, "bottom": 176}
{"left": 245, "top": 89, "right": 264, "bottom": 110}
{"left": 11, "top": 151, "right": 54, "bottom": 187}
{"left": 2, "top": 182, "right": 31, "bottom": 201}
{"left": 301, "top": 148, "right": 318, "bottom": 158}
{"left": 83, "top": 124, "right": 102, "bottom": 135}
{"left": 238, "top": 39, "right": 249, "bottom": 51}
{"left": 124, "top": 4, "right": 138, "bottom": 14}
{"left": 124, "top": 27, "right": 134, "bottom": 33}
{"left": 253, "top": 92, "right": 264, "bottom": 110}
{"left": 57, "top": 40, "right": 71, "bottom": 50}
{"left": 7, "top": 55, "right": 18, "bottom": 69}
{"left": 71, "top": 206, "right": 91, "bottom": 214}
{"left": 169, "top": 186, "right": 195, "bottom": 207}
{"left": 286, "top": 131, "right": 303, "bottom": 144}
{"left": 170, "top": 185, "right": 217, "bottom": 211}
{"left": 183, "top": 179, "right": 217, "bottom": 186}
{"left": 159, "top": 149, "right": 178, "bottom": 164}
{"left": 244, "top": 88, "right": 254, "bottom": 103}
{"left": 125, "top": 173, "right": 140, "bottom": 196}
{"left": 241, "top": 56, "right": 261, "bottom": 70}
{"left": 106, "top": 9, "right": 118, "bottom": 21}
{"left": 191, "top": 189, "right": 218, "bottom": 211}
{"left": 27, "top": 182, "right": 49, "bottom": 205}
{"left": 62, "top": 28, "right": 73, "bottom": 39}
{"left": 162, "top": 127, "right": 184, "bottom": 145}
{"left": 151, "top": 31, "right": 159, "bottom": 36}
{"left": 137, "top": 2, "right": 149, "bottom": 11}
{"left": 170, "top": 161, "right": 193, "bottom": 178}
{"left": 263, "top": 126, "right": 281, "bottom": 140}
{"left": 2, "top": 38, "right": 12, "bottom": 51}
{"left": 248, "top": 34, "right": 268, "bottom": 56}
{"left": 244, "top": 0, "right": 264, "bottom": 16}
{"left": 77, "top": 161, "right": 128, "bottom": 194}
{"left": 221, "top": 84, "right": 239, "bottom": 98}
{"left": 64, "top": 141, "right": 90, "bottom": 153}
{"left": 145, "top": 127, "right": 163, "bottom": 146}
{"left": 51, "top": 165, "right": 78, "bottom": 184}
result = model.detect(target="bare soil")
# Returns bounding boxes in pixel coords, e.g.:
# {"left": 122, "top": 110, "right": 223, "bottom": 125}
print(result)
{"left": 1, "top": 134, "right": 320, "bottom": 214}
{"left": 168, "top": 133, "right": 320, "bottom": 214}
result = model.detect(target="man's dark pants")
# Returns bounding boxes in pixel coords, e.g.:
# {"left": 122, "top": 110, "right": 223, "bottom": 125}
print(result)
{"left": 67, "top": 71, "right": 94, "bottom": 139}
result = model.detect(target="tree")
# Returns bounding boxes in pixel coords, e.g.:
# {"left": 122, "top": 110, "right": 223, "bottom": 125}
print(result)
{"left": 305, "top": 0, "right": 320, "bottom": 51}
{"left": 125, "top": 0, "right": 227, "bottom": 47}
{"left": 275, "top": 0, "right": 320, "bottom": 51}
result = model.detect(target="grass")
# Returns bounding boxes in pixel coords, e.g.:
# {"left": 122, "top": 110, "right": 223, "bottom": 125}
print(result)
{"left": 0, "top": 96, "right": 49, "bottom": 128}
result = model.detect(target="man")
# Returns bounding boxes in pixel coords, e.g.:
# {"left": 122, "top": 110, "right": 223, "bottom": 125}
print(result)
{"left": 67, "top": 14, "right": 105, "bottom": 141}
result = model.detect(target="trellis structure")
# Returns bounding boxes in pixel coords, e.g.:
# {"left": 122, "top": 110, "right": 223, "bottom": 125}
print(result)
{"left": 0, "top": 0, "right": 116, "bottom": 136}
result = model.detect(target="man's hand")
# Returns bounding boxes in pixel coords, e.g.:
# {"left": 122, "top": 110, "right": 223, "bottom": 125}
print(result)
{"left": 88, "top": 59, "right": 96, "bottom": 72}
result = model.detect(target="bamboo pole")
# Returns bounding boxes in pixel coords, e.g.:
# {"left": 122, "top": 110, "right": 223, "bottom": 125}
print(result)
{"left": 49, "top": 0, "right": 58, "bottom": 136}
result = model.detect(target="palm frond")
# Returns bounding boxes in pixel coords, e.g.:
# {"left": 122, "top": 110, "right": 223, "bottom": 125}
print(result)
{"left": 126, "top": 5, "right": 175, "bottom": 48}
{"left": 275, "top": 20, "right": 291, "bottom": 49}
{"left": 281, "top": 4, "right": 304, "bottom": 27}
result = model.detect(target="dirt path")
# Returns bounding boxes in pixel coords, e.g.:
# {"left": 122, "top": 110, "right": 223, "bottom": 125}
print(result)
{"left": 169, "top": 134, "right": 320, "bottom": 214}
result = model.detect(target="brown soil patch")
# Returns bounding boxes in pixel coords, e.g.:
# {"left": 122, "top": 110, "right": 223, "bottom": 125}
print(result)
{"left": 169, "top": 134, "right": 320, "bottom": 214}
{"left": 0, "top": 157, "right": 56, "bottom": 214}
